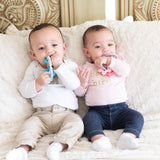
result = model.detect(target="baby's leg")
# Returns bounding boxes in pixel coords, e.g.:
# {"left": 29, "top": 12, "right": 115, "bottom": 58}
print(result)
{"left": 6, "top": 145, "right": 30, "bottom": 160}
{"left": 116, "top": 107, "right": 144, "bottom": 149}
{"left": 83, "top": 110, "right": 112, "bottom": 151}
{"left": 117, "top": 133, "right": 138, "bottom": 149}
{"left": 91, "top": 135, "right": 112, "bottom": 151}
{"left": 46, "top": 111, "right": 84, "bottom": 160}
{"left": 46, "top": 142, "right": 67, "bottom": 160}
{"left": 6, "top": 114, "right": 47, "bottom": 160}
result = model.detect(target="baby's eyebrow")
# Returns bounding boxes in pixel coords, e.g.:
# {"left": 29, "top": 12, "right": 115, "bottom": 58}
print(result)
{"left": 93, "top": 41, "right": 100, "bottom": 44}
{"left": 107, "top": 40, "right": 114, "bottom": 42}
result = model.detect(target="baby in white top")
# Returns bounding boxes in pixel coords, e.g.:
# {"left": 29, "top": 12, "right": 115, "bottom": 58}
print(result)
{"left": 6, "top": 23, "right": 84, "bottom": 160}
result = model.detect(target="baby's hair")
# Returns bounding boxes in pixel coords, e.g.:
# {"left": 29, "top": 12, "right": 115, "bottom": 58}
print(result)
{"left": 29, "top": 23, "right": 64, "bottom": 46}
{"left": 83, "top": 25, "right": 113, "bottom": 47}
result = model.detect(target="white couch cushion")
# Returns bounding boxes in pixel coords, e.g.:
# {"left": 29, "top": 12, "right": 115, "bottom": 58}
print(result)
{"left": 2, "top": 20, "right": 160, "bottom": 123}
{"left": 0, "top": 34, "right": 33, "bottom": 122}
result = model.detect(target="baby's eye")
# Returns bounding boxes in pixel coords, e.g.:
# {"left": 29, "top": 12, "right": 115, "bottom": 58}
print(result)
{"left": 95, "top": 45, "right": 101, "bottom": 48}
{"left": 52, "top": 44, "right": 58, "bottom": 47}
{"left": 108, "top": 43, "right": 113, "bottom": 46}
{"left": 39, "top": 47, "right": 44, "bottom": 50}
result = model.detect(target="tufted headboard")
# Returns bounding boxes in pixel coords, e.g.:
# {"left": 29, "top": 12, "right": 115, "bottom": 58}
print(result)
{"left": 0, "top": 0, "right": 61, "bottom": 33}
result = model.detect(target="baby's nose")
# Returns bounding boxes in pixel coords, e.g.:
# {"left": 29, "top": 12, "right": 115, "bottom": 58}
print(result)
{"left": 103, "top": 49, "right": 109, "bottom": 56}
{"left": 103, "top": 46, "right": 109, "bottom": 53}
{"left": 47, "top": 48, "right": 55, "bottom": 55}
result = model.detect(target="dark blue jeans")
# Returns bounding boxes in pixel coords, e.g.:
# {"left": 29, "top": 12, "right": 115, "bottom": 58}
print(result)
{"left": 83, "top": 102, "right": 144, "bottom": 141}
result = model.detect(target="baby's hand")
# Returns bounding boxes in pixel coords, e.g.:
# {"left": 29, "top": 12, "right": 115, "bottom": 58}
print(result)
{"left": 118, "top": 54, "right": 125, "bottom": 60}
{"left": 76, "top": 66, "right": 90, "bottom": 89}
{"left": 50, "top": 54, "right": 63, "bottom": 69}
{"left": 35, "top": 71, "right": 50, "bottom": 92}
{"left": 95, "top": 57, "right": 111, "bottom": 68}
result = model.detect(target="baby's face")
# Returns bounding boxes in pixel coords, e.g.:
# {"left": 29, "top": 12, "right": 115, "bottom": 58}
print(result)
{"left": 83, "top": 29, "right": 117, "bottom": 62}
{"left": 29, "top": 27, "right": 66, "bottom": 68}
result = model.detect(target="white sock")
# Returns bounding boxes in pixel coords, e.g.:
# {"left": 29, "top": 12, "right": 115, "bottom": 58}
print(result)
{"left": 6, "top": 147, "right": 28, "bottom": 160}
{"left": 46, "top": 142, "right": 63, "bottom": 160}
{"left": 92, "top": 136, "right": 112, "bottom": 151}
{"left": 117, "top": 133, "right": 138, "bottom": 149}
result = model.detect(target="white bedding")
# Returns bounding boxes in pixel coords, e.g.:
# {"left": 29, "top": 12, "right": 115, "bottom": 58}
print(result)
{"left": 0, "top": 20, "right": 160, "bottom": 160}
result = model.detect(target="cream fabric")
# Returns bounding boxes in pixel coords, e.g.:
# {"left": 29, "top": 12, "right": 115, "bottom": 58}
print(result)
{"left": 0, "top": 20, "right": 160, "bottom": 159}
{"left": 15, "top": 108, "right": 83, "bottom": 150}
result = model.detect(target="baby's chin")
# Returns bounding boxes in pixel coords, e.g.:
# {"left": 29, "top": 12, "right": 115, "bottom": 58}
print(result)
{"left": 41, "top": 63, "right": 47, "bottom": 69}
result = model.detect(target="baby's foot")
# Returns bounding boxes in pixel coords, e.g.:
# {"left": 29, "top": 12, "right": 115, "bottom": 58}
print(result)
{"left": 6, "top": 147, "right": 28, "bottom": 160}
{"left": 46, "top": 142, "right": 63, "bottom": 160}
{"left": 117, "top": 133, "right": 138, "bottom": 149}
{"left": 92, "top": 136, "right": 112, "bottom": 151}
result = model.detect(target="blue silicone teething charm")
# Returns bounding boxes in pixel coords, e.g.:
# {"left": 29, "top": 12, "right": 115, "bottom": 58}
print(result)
{"left": 44, "top": 56, "right": 56, "bottom": 81}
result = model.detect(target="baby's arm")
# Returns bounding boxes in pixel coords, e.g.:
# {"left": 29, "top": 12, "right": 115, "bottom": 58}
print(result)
{"left": 35, "top": 71, "right": 50, "bottom": 92}
{"left": 94, "top": 53, "right": 123, "bottom": 69}
{"left": 76, "top": 66, "right": 90, "bottom": 89}
{"left": 54, "top": 60, "right": 80, "bottom": 90}
{"left": 109, "top": 54, "right": 130, "bottom": 77}
{"left": 74, "top": 66, "right": 90, "bottom": 97}
{"left": 94, "top": 56, "right": 111, "bottom": 69}
{"left": 18, "top": 62, "right": 50, "bottom": 98}
{"left": 95, "top": 54, "right": 130, "bottom": 77}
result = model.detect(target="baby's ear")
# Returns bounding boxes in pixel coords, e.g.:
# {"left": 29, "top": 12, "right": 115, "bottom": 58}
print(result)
{"left": 83, "top": 48, "right": 90, "bottom": 58}
{"left": 63, "top": 42, "right": 67, "bottom": 52}
{"left": 29, "top": 50, "right": 37, "bottom": 60}
{"left": 115, "top": 43, "right": 117, "bottom": 50}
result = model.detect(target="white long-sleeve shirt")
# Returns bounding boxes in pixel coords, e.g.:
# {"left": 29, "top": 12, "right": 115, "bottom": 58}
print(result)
{"left": 18, "top": 60, "right": 80, "bottom": 110}
{"left": 75, "top": 58, "right": 130, "bottom": 106}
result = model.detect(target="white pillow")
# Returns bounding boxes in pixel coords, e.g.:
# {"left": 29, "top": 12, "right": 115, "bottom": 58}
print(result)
{"left": 123, "top": 16, "right": 134, "bottom": 22}
{"left": 0, "top": 34, "right": 33, "bottom": 123}
{"left": 3, "top": 20, "right": 160, "bottom": 121}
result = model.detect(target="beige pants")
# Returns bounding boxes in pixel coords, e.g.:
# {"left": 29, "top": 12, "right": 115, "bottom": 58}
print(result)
{"left": 15, "top": 105, "right": 84, "bottom": 149}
